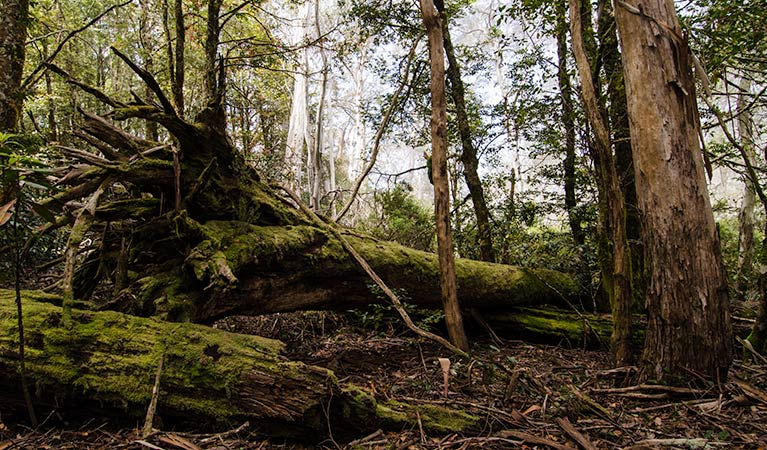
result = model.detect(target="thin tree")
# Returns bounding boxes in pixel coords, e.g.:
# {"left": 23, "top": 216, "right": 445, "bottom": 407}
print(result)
{"left": 442, "top": 15, "right": 495, "bottom": 262}
{"left": 596, "top": 0, "right": 644, "bottom": 312}
{"left": 555, "top": 1, "right": 583, "bottom": 247}
{"left": 570, "top": 0, "right": 633, "bottom": 365}
{"left": 162, "top": 0, "right": 185, "bottom": 117}
{"left": 419, "top": 0, "right": 469, "bottom": 352}
{"left": 614, "top": 0, "right": 732, "bottom": 382}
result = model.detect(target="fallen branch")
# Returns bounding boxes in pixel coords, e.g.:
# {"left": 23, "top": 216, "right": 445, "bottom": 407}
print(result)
{"left": 496, "top": 430, "right": 574, "bottom": 450}
{"left": 276, "top": 184, "right": 469, "bottom": 358}
{"left": 556, "top": 417, "right": 598, "bottom": 450}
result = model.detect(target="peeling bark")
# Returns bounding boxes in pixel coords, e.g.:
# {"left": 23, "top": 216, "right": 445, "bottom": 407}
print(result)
{"left": 615, "top": 0, "right": 732, "bottom": 382}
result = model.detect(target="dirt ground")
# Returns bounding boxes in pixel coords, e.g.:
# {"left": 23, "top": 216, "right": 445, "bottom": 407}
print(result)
{"left": 1, "top": 311, "right": 766, "bottom": 449}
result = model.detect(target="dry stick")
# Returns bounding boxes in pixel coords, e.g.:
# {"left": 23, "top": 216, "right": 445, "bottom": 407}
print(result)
{"left": 276, "top": 184, "right": 469, "bottom": 358}
{"left": 556, "top": 417, "right": 599, "bottom": 450}
{"left": 198, "top": 421, "right": 249, "bottom": 443}
{"left": 334, "top": 38, "right": 420, "bottom": 222}
{"left": 631, "top": 438, "right": 712, "bottom": 448}
{"left": 142, "top": 353, "right": 165, "bottom": 438}
{"left": 496, "top": 430, "right": 574, "bottom": 450}
{"left": 591, "top": 384, "right": 707, "bottom": 395}
{"left": 61, "top": 178, "right": 110, "bottom": 327}
{"left": 737, "top": 337, "right": 767, "bottom": 365}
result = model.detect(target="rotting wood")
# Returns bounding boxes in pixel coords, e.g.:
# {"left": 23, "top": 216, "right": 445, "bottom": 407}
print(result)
{"left": 0, "top": 291, "right": 479, "bottom": 433}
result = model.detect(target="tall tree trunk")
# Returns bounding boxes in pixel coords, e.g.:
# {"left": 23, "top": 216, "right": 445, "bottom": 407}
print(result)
{"left": 614, "top": 0, "right": 732, "bottom": 382}
{"left": 0, "top": 0, "right": 30, "bottom": 131}
{"left": 173, "top": 0, "right": 185, "bottom": 117}
{"left": 570, "top": 0, "right": 633, "bottom": 366}
{"left": 139, "top": 0, "right": 159, "bottom": 141}
{"left": 285, "top": 2, "right": 314, "bottom": 193}
{"left": 736, "top": 76, "right": 755, "bottom": 299}
{"left": 597, "top": 0, "right": 644, "bottom": 313}
{"left": 420, "top": 0, "right": 469, "bottom": 352}
{"left": 310, "top": 0, "right": 328, "bottom": 211}
{"left": 442, "top": 18, "right": 495, "bottom": 262}
{"left": 574, "top": 0, "right": 613, "bottom": 314}
{"left": 203, "top": 0, "right": 222, "bottom": 104}
{"left": 555, "top": 2, "right": 583, "bottom": 247}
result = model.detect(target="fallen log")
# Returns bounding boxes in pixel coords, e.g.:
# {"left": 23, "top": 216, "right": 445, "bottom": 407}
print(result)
{"left": 0, "top": 290, "right": 478, "bottom": 435}
{"left": 170, "top": 220, "right": 583, "bottom": 322}
{"left": 486, "top": 307, "right": 645, "bottom": 349}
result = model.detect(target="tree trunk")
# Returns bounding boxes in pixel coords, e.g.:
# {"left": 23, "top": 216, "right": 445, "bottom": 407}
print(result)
{"left": 556, "top": 5, "right": 583, "bottom": 248}
{"left": 203, "top": 0, "right": 222, "bottom": 104}
{"left": 597, "top": 0, "right": 644, "bottom": 313}
{"left": 570, "top": 0, "right": 633, "bottom": 366}
{"left": 736, "top": 76, "right": 755, "bottom": 299}
{"left": 442, "top": 19, "right": 495, "bottom": 263}
{"left": 119, "top": 221, "right": 581, "bottom": 322}
{"left": 0, "top": 0, "right": 29, "bottom": 131}
{"left": 309, "top": 0, "right": 328, "bottom": 211}
{"left": 614, "top": 0, "right": 732, "bottom": 382}
{"left": 420, "top": 0, "right": 469, "bottom": 352}
{"left": 162, "top": 0, "right": 185, "bottom": 118}
{"left": 285, "top": 2, "right": 314, "bottom": 193}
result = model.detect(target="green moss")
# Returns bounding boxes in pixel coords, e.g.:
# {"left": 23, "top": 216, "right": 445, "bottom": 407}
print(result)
{"left": 340, "top": 386, "right": 477, "bottom": 433}
{"left": 490, "top": 307, "right": 645, "bottom": 348}
{"left": 510, "top": 308, "right": 591, "bottom": 339}
{"left": 0, "top": 291, "right": 293, "bottom": 421}
{"left": 376, "top": 400, "right": 479, "bottom": 433}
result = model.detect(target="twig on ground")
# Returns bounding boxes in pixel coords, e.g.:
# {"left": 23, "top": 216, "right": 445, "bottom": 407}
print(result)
{"left": 142, "top": 353, "right": 165, "bottom": 438}
{"left": 557, "top": 417, "right": 598, "bottom": 450}
{"left": 496, "top": 430, "right": 574, "bottom": 450}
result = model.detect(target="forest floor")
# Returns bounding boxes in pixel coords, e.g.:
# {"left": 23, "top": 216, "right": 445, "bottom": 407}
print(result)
{"left": 1, "top": 310, "right": 766, "bottom": 449}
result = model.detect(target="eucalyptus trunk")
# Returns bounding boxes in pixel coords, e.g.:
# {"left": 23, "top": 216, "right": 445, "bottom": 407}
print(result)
{"left": 736, "top": 76, "right": 756, "bottom": 299}
{"left": 615, "top": 0, "right": 732, "bottom": 382}
{"left": 570, "top": 0, "right": 633, "bottom": 366}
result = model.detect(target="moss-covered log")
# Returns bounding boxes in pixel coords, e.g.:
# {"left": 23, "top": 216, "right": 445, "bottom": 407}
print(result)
{"left": 142, "top": 220, "right": 582, "bottom": 322}
{"left": 486, "top": 307, "right": 645, "bottom": 349}
{"left": 0, "top": 291, "right": 478, "bottom": 434}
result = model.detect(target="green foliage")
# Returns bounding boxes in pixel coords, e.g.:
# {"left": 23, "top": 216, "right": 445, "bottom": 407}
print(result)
{"left": 716, "top": 215, "right": 762, "bottom": 292}
{"left": 0, "top": 133, "right": 59, "bottom": 285}
{"left": 685, "top": 0, "right": 767, "bottom": 78}
{"left": 361, "top": 182, "right": 435, "bottom": 252}
{"left": 350, "top": 284, "right": 444, "bottom": 333}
